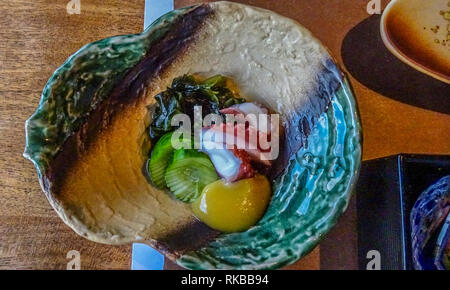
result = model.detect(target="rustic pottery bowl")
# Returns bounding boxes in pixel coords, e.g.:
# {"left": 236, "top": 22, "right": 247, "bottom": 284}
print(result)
{"left": 24, "top": 2, "right": 361, "bottom": 269}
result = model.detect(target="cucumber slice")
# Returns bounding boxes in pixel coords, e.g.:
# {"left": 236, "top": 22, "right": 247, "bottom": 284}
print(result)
{"left": 165, "top": 149, "right": 218, "bottom": 203}
{"left": 148, "top": 132, "right": 191, "bottom": 188}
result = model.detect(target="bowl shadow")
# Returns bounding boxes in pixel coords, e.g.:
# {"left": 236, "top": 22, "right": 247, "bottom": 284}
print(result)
{"left": 341, "top": 14, "right": 449, "bottom": 115}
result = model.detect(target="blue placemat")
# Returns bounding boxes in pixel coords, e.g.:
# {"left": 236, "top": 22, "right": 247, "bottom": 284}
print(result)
{"left": 131, "top": 243, "right": 165, "bottom": 270}
{"left": 144, "top": 0, "right": 174, "bottom": 30}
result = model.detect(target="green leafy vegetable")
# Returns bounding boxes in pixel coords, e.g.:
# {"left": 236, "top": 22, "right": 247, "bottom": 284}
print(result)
{"left": 149, "top": 74, "right": 245, "bottom": 140}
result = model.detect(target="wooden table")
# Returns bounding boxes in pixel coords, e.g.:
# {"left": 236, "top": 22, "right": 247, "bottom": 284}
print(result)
{"left": 0, "top": 0, "right": 448, "bottom": 270}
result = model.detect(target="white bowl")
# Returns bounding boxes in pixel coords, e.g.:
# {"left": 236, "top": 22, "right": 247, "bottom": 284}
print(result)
{"left": 380, "top": 0, "right": 450, "bottom": 84}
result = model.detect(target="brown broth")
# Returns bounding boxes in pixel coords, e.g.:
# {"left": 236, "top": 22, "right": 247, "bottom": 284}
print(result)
{"left": 385, "top": 5, "right": 450, "bottom": 79}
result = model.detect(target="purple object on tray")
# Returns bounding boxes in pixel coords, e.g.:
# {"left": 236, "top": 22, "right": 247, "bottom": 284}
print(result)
{"left": 410, "top": 175, "right": 450, "bottom": 270}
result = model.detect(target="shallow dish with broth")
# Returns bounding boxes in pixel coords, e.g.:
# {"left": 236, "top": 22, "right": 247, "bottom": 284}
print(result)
{"left": 381, "top": 0, "right": 450, "bottom": 83}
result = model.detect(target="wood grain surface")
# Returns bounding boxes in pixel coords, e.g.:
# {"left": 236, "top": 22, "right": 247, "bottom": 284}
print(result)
{"left": 0, "top": 0, "right": 449, "bottom": 270}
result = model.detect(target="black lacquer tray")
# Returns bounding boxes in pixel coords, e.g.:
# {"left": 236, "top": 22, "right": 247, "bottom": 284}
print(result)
{"left": 356, "top": 154, "right": 450, "bottom": 270}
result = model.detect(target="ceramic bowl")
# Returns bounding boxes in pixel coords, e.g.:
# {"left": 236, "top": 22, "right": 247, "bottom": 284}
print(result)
{"left": 24, "top": 2, "right": 361, "bottom": 269}
{"left": 381, "top": 0, "right": 450, "bottom": 83}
